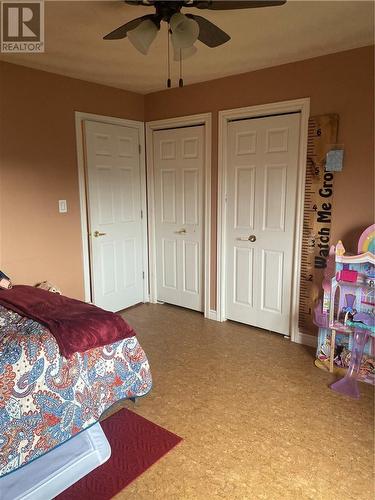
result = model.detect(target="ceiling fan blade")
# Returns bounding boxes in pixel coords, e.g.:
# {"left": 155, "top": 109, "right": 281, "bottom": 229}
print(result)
{"left": 103, "top": 14, "right": 156, "bottom": 40}
{"left": 186, "top": 14, "right": 230, "bottom": 47}
{"left": 194, "top": 1, "right": 286, "bottom": 9}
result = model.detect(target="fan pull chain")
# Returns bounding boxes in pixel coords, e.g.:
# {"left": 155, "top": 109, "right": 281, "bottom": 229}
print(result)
{"left": 179, "top": 49, "right": 184, "bottom": 87}
{"left": 167, "top": 26, "right": 171, "bottom": 88}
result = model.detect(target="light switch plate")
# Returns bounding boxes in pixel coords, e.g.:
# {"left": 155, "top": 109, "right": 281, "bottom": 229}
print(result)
{"left": 58, "top": 200, "right": 67, "bottom": 213}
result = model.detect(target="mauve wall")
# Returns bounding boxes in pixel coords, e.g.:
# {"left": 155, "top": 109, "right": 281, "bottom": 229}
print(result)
{"left": 1, "top": 46, "right": 373, "bottom": 307}
{"left": 145, "top": 46, "right": 374, "bottom": 308}
{"left": 0, "top": 62, "right": 144, "bottom": 299}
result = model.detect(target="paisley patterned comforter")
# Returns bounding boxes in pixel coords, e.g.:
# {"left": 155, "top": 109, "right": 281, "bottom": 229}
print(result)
{"left": 0, "top": 304, "right": 152, "bottom": 478}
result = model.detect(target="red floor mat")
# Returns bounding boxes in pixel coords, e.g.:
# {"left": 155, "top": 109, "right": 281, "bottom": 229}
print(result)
{"left": 56, "top": 408, "right": 182, "bottom": 499}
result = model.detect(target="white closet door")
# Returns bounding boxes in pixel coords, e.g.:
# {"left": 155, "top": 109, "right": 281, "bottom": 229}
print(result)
{"left": 84, "top": 120, "right": 144, "bottom": 312}
{"left": 153, "top": 126, "right": 204, "bottom": 311}
{"left": 225, "top": 113, "right": 300, "bottom": 334}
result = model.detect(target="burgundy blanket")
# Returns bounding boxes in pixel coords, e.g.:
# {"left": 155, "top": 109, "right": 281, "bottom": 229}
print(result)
{"left": 0, "top": 285, "right": 135, "bottom": 358}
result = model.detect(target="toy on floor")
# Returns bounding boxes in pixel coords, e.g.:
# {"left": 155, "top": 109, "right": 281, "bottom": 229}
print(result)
{"left": 314, "top": 224, "right": 375, "bottom": 398}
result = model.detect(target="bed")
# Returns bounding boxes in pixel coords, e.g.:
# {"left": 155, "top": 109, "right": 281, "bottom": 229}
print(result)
{"left": 0, "top": 303, "right": 152, "bottom": 478}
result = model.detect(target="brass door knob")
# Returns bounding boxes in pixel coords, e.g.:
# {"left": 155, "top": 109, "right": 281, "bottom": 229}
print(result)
{"left": 248, "top": 235, "right": 256, "bottom": 242}
{"left": 94, "top": 230, "right": 107, "bottom": 237}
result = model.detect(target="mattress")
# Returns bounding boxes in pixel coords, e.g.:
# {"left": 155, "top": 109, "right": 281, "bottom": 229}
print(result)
{"left": 0, "top": 304, "right": 152, "bottom": 477}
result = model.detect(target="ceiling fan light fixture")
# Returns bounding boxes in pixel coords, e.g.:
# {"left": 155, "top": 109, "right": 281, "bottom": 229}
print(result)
{"left": 170, "top": 12, "right": 199, "bottom": 49}
{"left": 173, "top": 44, "right": 197, "bottom": 61}
{"left": 127, "top": 19, "right": 158, "bottom": 55}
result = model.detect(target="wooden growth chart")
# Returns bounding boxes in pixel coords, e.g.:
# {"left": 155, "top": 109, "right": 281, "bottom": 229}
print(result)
{"left": 298, "top": 114, "right": 339, "bottom": 336}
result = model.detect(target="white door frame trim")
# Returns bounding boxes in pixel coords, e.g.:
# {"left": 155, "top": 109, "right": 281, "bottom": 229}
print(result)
{"left": 217, "top": 98, "right": 311, "bottom": 344}
{"left": 75, "top": 111, "right": 149, "bottom": 305}
{"left": 146, "top": 113, "right": 212, "bottom": 318}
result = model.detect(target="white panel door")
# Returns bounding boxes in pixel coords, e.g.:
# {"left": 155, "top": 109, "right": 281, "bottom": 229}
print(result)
{"left": 154, "top": 126, "right": 204, "bottom": 311}
{"left": 226, "top": 113, "right": 300, "bottom": 334}
{"left": 84, "top": 120, "right": 144, "bottom": 312}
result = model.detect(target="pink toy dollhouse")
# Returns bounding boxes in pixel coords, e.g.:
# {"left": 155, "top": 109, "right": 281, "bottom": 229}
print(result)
{"left": 314, "top": 225, "right": 375, "bottom": 397}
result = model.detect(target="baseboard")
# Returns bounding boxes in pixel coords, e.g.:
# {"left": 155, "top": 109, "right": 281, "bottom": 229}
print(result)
{"left": 206, "top": 310, "right": 318, "bottom": 344}
{"left": 294, "top": 332, "right": 317, "bottom": 348}
{"left": 207, "top": 309, "right": 219, "bottom": 321}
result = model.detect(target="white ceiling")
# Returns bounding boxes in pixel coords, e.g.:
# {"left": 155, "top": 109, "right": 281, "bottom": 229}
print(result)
{"left": 1, "top": 0, "right": 374, "bottom": 94}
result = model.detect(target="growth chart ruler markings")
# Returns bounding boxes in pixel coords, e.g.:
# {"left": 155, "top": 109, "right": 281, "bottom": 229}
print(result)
{"left": 298, "top": 114, "right": 339, "bottom": 336}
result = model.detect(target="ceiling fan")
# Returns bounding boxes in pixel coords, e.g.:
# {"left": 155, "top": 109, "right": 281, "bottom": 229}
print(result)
{"left": 104, "top": 1, "right": 287, "bottom": 87}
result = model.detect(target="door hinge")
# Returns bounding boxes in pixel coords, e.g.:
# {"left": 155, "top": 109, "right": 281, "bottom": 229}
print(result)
{"left": 142, "top": 271, "right": 145, "bottom": 280}
{"left": 140, "top": 209, "right": 143, "bottom": 219}
{"left": 138, "top": 144, "right": 141, "bottom": 155}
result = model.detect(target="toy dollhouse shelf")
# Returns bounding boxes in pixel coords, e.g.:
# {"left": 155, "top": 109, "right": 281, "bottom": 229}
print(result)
{"left": 314, "top": 224, "right": 375, "bottom": 397}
